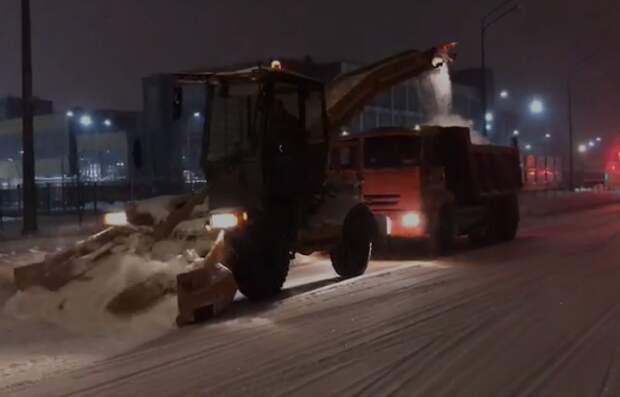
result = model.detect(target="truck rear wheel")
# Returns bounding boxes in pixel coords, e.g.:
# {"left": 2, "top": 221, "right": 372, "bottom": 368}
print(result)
{"left": 331, "top": 204, "right": 376, "bottom": 278}
{"left": 498, "top": 194, "right": 519, "bottom": 241}
{"left": 429, "top": 205, "right": 456, "bottom": 256}
{"left": 228, "top": 224, "right": 290, "bottom": 300}
{"left": 469, "top": 195, "right": 519, "bottom": 245}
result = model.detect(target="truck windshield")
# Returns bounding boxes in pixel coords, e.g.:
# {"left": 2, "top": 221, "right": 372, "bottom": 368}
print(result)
{"left": 364, "top": 135, "right": 421, "bottom": 169}
{"left": 206, "top": 82, "right": 259, "bottom": 162}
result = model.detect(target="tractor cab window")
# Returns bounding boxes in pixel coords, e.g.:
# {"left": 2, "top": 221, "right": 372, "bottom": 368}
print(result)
{"left": 206, "top": 82, "right": 259, "bottom": 162}
{"left": 305, "top": 89, "right": 325, "bottom": 144}
{"left": 267, "top": 83, "right": 304, "bottom": 150}
{"left": 266, "top": 83, "right": 325, "bottom": 151}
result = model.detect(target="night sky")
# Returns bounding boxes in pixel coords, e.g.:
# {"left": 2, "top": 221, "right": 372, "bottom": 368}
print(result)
{"left": 1, "top": 0, "right": 619, "bottom": 153}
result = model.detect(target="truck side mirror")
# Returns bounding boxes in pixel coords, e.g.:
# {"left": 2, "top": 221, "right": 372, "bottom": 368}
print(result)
{"left": 172, "top": 87, "right": 183, "bottom": 120}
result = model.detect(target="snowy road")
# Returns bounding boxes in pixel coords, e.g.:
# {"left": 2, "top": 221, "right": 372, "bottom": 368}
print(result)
{"left": 7, "top": 204, "right": 620, "bottom": 396}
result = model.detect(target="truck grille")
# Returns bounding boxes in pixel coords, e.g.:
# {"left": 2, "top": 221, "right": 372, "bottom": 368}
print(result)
{"left": 364, "top": 194, "right": 400, "bottom": 207}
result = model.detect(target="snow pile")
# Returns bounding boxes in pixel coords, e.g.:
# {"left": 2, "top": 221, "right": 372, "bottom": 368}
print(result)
{"left": 426, "top": 114, "right": 490, "bottom": 145}
{"left": 134, "top": 195, "right": 179, "bottom": 224}
{"left": 3, "top": 239, "right": 200, "bottom": 337}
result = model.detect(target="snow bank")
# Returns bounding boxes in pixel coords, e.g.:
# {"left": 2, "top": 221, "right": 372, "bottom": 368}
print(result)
{"left": 134, "top": 195, "right": 179, "bottom": 224}
{"left": 1, "top": 232, "right": 207, "bottom": 339}
{"left": 520, "top": 190, "right": 620, "bottom": 217}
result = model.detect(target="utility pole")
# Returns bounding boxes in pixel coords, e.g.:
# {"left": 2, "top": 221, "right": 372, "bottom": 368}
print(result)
{"left": 21, "top": 0, "right": 37, "bottom": 234}
{"left": 567, "top": 75, "right": 574, "bottom": 191}
{"left": 480, "top": 23, "right": 487, "bottom": 137}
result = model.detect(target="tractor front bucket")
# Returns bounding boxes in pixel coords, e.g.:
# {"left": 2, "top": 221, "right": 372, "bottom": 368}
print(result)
{"left": 176, "top": 232, "right": 238, "bottom": 326}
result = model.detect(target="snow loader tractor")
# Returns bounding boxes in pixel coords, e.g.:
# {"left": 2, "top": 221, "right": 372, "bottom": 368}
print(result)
{"left": 173, "top": 44, "right": 457, "bottom": 305}
{"left": 173, "top": 66, "right": 368, "bottom": 301}
{"left": 11, "top": 44, "right": 456, "bottom": 327}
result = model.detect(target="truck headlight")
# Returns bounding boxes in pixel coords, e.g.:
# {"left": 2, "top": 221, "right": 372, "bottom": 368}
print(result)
{"left": 104, "top": 211, "right": 128, "bottom": 226}
{"left": 210, "top": 211, "right": 248, "bottom": 229}
{"left": 401, "top": 211, "right": 421, "bottom": 228}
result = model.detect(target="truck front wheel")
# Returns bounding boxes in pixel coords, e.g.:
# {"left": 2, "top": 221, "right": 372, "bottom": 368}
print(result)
{"left": 227, "top": 224, "right": 290, "bottom": 300}
{"left": 331, "top": 204, "right": 377, "bottom": 278}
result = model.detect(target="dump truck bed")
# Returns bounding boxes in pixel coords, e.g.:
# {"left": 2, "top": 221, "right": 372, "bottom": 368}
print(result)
{"left": 436, "top": 127, "right": 521, "bottom": 205}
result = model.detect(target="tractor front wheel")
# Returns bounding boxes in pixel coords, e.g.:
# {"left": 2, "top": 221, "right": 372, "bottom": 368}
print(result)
{"left": 227, "top": 224, "right": 290, "bottom": 300}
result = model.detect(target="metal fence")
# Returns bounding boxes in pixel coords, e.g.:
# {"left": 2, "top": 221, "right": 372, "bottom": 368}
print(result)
{"left": 0, "top": 180, "right": 207, "bottom": 223}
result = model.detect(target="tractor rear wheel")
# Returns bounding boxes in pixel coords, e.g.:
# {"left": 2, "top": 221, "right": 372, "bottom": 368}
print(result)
{"left": 331, "top": 204, "right": 377, "bottom": 278}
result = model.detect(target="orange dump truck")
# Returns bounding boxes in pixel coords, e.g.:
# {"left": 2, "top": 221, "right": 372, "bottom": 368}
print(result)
{"left": 330, "top": 126, "right": 522, "bottom": 254}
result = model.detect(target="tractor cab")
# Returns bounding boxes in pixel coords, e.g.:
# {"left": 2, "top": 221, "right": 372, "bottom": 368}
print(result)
{"left": 175, "top": 64, "right": 328, "bottom": 217}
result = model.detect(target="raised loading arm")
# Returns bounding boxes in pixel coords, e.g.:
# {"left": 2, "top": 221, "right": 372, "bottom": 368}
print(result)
{"left": 325, "top": 43, "right": 457, "bottom": 135}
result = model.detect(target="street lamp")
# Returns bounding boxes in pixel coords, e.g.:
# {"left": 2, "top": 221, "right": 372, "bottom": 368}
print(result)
{"left": 499, "top": 90, "right": 509, "bottom": 99}
{"left": 529, "top": 99, "right": 544, "bottom": 114}
{"left": 596, "top": 137, "right": 602, "bottom": 142}
{"left": 485, "top": 112, "right": 494, "bottom": 122}
{"left": 524, "top": 144, "right": 532, "bottom": 151}
{"left": 66, "top": 110, "right": 74, "bottom": 118}
{"left": 193, "top": 112, "right": 201, "bottom": 118}
{"left": 103, "top": 118, "right": 112, "bottom": 127}
{"left": 513, "top": 129, "right": 520, "bottom": 136}
{"left": 578, "top": 144, "right": 587, "bottom": 153}
{"left": 480, "top": 0, "right": 520, "bottom": 137}
{"left": 79, "top": 114, "right": 93, "bottom": 127}
{"left": 545, "top": 133, "right": 551, "bottom": 139}
{"left": 588, "top": 140, "right": 595, "bottom": 147}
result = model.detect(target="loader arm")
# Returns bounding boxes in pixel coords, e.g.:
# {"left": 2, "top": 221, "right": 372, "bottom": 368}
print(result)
{"left": 325, "top": 43, "right": 456, "bottom": 136}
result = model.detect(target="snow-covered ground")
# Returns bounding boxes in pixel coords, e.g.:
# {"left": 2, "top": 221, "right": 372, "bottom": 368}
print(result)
{"left": 2, "top": 196, "right": 620, "bottom": 395}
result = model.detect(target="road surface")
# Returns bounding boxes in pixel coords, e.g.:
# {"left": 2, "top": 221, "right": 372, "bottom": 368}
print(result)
{"left": 7, "top": 204, "right": 620, "bottom": 397}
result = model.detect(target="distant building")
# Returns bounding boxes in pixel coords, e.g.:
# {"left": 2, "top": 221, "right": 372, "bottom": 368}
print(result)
{"left": 0, "top": 96, "right": 54, "bottom": 121}
{"left": 0, "top": 110, "right": 138, "bottom": 187}
{"left": 452, "top": 68, "right": 494, "bottom": 134}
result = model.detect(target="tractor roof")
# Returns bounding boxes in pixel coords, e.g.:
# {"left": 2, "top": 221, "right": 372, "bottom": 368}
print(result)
{"left": 174, "top": 65, "right": 323, "bottom": 88}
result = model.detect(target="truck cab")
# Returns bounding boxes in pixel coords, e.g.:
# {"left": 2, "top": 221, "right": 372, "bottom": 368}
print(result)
{"left": 331, "top": 127, "right": 447, "bottom": 240}
{"left": 331, "top": 126, "right": 522, "bottom": 253}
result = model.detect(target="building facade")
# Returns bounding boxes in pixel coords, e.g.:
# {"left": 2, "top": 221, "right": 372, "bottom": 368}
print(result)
{"left": 0, "top": 110, "right": 137, "bottom": 187}
{"left": 0, "top": 96, "right": 54, "bottom": 121}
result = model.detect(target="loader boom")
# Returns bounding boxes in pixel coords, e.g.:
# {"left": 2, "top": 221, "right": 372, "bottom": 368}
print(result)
{"left": 325, "top": 43, "right": 456, "bottom": 135}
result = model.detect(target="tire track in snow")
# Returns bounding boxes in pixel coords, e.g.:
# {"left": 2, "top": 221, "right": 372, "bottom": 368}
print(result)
{"left": 511, "top": 296, "right": 620, "bottom": 396}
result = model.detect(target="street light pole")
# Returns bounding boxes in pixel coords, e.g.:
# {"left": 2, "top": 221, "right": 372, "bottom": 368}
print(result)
{"left": 567, "top": 74, "right": 574, "bottom": 191}
{"left": 480, "top": 22, "right": 488, "bottom": 137}
{"left": 565, "top": 50, "right": 598, "bottom": 191}
{"left": 480, "top": 0, "right": 520, "bottom": 137}
{"left": 21, "top": 0, "right": 37, "bottom": 234}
